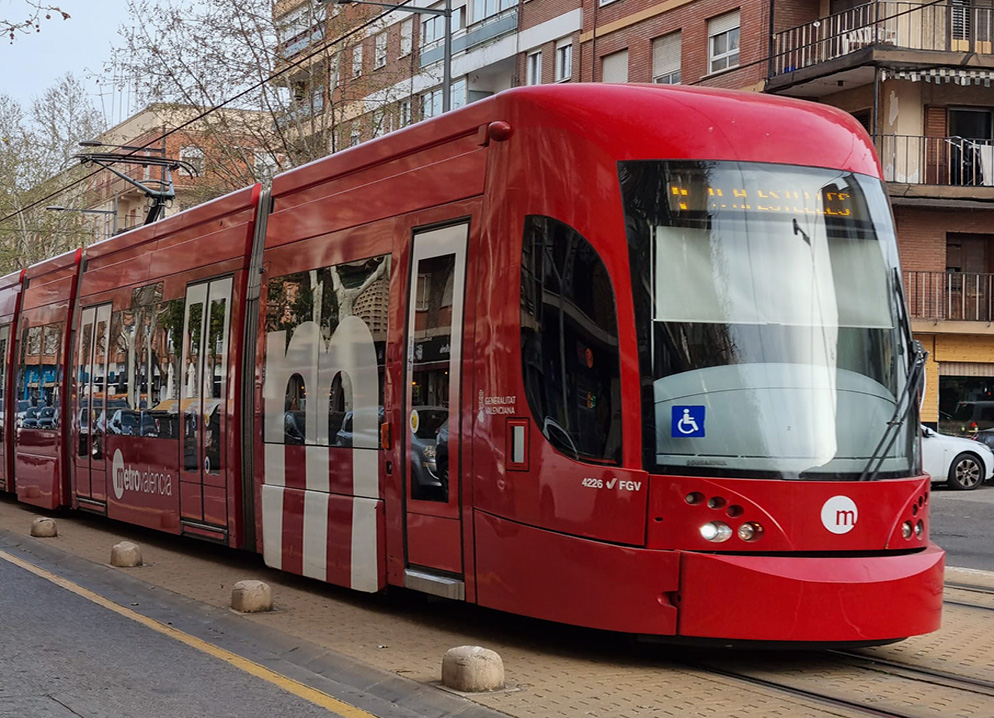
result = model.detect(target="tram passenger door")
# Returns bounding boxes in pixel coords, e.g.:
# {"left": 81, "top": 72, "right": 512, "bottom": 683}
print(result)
{"left": 73, "top": 304, "right": 111, "bottom": 508}
{"left": 0, "top": 324, "right": 9, "bottom": 492}
{"left": 179, "top": 277, "right": 232, "bottom": 535}
{"left": 403, "top": 223, "right": 468, "bottom": 596}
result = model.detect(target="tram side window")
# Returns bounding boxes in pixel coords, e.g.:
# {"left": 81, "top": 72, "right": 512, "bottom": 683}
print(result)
{"left": 520, "top": 216, "right": 622, "bottom": 463}
{"left": 264, "top": 255, "right": 390, "bottom": 446}
{"left": 151, "top": 297, "right": 184, "bottom": 440}
{"left": 17, "top": 323, "right": 63, "bottom": 430}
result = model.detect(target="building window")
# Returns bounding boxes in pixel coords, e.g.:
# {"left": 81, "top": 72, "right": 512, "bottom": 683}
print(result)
{"left": 254, "top": 150, "right": 279, "bottom": 182}
{"left": 652, "top": 31, "right": 681, "bottom": 84}
{"left": 399, "top": 98, "right": 412, "bottom": 126}
{"left": 708, "top": 10, "right": 740, "bottom": 74}
{"left": 526, "top": 50, "right": 542, "bottom": 85}
{"left": 420, "top": 78, "right": 467, "bottom": 120}
{"left": 352, "top": 43, "right": 363, "bottom": 77}
{"left": 400, "top": 18, "right": 413, "bottom": 57}
{"left": 372, "top": 109, "right": 390, "bottom": 138}
{"left": 179, "top": 146, "right": 203, "bottom": 176}
{"left": 555, "top": 39, "right": 572, "bottom": 82}
{"left": 471, "top": 0, "right": 515, "bottom": 24}
{"left": 330, "top": 53, "right": 340, "bottom": 87}
{"left": 375, "top": 32, "right": 387, "bottom": 69}
{"left": 600, "top": 49, "right": 628, "bottom": 83}
{"left": 422, "top": 5, "right": 464, "bottom": 46}
{"left": 350, "top": 122, "right": 361, "bottom": 147}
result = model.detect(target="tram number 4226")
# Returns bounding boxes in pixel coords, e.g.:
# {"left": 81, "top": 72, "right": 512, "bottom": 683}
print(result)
{"left": 581, "top": 477, "right": 643, "bottom": 492}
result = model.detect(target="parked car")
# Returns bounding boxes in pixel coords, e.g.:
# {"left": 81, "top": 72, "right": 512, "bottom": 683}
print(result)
{"left": 940, "top": 400, "right": 994, "bottom": 435}
{"left": 108, "top": 409, "right": 158, "bottom": 437}
{"left": 922, "top": 425, "right": 994, "bottom": 490}
{"left": 971, "top": 428, "right": 994, "bottom": 452}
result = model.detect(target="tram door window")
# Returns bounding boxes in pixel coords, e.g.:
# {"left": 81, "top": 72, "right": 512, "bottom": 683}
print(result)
{"left": 179, "top": 277, "right": 232, "bottom": 525}
{"left": 404, "top": 222, "right": 468, "bottom": 574}
{"left": 74, "top": 304, "right": 111, "bottom": 502}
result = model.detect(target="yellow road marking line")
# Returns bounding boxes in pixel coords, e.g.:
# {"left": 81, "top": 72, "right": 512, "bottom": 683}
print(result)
{"left": 0, "top": 549, "right": 375, "bottom": 717}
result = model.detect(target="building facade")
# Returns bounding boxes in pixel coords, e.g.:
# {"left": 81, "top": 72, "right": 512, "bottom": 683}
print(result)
{"left": 80, "top": 104, "right": 275, "bottom": 240}
{"left": 276, "top": 0, "right": 994, "bottom": 427}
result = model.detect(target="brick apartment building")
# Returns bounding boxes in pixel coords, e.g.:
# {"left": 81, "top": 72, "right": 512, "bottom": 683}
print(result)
{"left": 276, "top": 0, "right": 994, "bottom": 426}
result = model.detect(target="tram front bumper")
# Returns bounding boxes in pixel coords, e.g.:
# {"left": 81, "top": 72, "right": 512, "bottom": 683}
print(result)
{"left": 676, "top": 544, "right": 945, "bottom": 642}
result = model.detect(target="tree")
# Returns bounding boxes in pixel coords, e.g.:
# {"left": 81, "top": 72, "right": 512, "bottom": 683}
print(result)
{"left": 0, "top": 73, "right": 104, "bottom": 273}
{"left": 2, "top": 2, "right": 69, "bottom": 42}
{"left": 110, "top": 0, "right": 416, "bottom": 200}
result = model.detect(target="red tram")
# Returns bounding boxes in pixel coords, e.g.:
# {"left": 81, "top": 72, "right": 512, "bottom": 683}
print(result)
{"left": 0, "top": 84, "right": 943, "bottom": 644}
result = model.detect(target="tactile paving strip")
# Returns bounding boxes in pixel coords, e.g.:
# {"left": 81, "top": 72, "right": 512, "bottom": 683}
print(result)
{"left": 1, "top": 497, "right": 989, "bottom": 718}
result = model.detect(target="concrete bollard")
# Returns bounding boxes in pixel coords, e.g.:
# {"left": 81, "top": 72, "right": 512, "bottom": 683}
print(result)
{"left": 231, "top": 580, "right": 273, "bottom": 613}
{"left": 30, "top": 517, "right": 57, "bottom": 538}
{"left": 110, "top": 541, "right": 143, "bottom": 567}
{"left": 441, "top": 645, "right": 505, "bottom": 692}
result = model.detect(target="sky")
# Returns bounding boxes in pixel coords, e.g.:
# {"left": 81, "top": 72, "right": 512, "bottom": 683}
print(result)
{"left": 0, "top": 0, "right": 136, "bottom": 125}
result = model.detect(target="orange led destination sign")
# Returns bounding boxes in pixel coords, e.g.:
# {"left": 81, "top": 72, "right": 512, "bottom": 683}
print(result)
{"left": 668, "top": 184, "right": 853, "bottom": 217}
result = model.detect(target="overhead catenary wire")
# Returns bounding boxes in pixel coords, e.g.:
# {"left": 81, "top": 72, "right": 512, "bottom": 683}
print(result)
{"left": 0, "top": 0, "right": 955, "bottom": 230}
{"left": 0, "top": 0, "right": 420, "bottom": 231}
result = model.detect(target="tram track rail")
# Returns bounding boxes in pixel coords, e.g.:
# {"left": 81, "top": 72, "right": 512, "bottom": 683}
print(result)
{"left": 829, "top": 649, "right": 994, "bottom": 697}
{"left": 682, "top": 660, "right": 917, "bottom": 718}
{"left": 944, "top": 580, "right": 994, "bottom": 613}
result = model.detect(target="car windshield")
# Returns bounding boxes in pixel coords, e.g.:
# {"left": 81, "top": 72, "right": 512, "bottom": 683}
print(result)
{"left": 621, "top": 160, "right": 915, "bottom": 480}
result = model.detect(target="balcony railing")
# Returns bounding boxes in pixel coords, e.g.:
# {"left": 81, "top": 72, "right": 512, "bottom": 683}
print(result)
{"left": 876, "top": 134, "right": 994, "bottom": 186}
{"left": 905, "top": 271, "right": 994, "bottom": 322}
{"left": 773, "top": 1, "right": 994, "bottom": 76}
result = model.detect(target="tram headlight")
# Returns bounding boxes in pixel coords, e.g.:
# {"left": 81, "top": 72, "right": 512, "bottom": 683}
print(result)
{"left": 700, "top": 521, "right": 732, "bottom": 542}
{"left": 915, "top": 520, "right": 925, "bottom": 538}
{"left": 737, "top": 522, "right": 763, "bottom": 542}
{"left": 901, "top": 521, "right": 913, "bottom": 540}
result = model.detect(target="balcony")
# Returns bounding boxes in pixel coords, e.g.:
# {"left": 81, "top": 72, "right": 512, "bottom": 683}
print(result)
{"left": 876, "top": 134, "right": 994, "bottom": 188}
{"left": 906, "top": 271, "right": 994, "bottom": 323}
{"left": 771, "top": 1, "right": 994, "bottom": 84}
{"left": 419, "top": 7, "right": 517, "bottom": 68}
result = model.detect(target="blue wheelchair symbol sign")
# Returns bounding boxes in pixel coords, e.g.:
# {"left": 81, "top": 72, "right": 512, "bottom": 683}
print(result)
{"left": 672, "top": 405, "right": 705, "bottom": 438}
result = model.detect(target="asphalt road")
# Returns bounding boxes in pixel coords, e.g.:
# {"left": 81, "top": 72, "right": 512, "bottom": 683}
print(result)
{"left": 929, "top": 483, "right": 994, "bottom": 571}
{"left": 0, "top": 557, "right": 339, "bottom": 718}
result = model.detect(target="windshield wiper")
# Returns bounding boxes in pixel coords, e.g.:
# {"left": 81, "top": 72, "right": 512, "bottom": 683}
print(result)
{"left": 858, "top": 267, "right": 927, "bottom": 482}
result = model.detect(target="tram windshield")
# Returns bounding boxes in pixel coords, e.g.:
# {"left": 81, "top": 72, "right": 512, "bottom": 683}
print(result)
{"left": 621, "top": 160, "right": 916, "bottom": 480}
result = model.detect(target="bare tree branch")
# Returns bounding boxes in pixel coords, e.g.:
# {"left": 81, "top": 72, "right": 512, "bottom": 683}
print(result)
{"left": 2, "top": 1, "right": 69, "bottom": 43}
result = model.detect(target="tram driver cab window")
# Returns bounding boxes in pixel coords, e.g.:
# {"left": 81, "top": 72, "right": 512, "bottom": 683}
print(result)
{"left": 520, "top": 216, "right": 622, "bottom": 463}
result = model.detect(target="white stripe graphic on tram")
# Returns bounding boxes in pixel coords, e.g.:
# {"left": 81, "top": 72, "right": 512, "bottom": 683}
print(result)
{"left": 264, "top": 444, "right": 286, "bottom": 488}
{"left": 305, "top": 445, "right": 329, "bottom": 493}
{"left": 351, "top": 497, "right": 379, "bottom": 592}
{"left": 302, "top": 490, "right": 330, "bottom": 581}
{"left": 261, "top": 484, "right": 284, "bottom": 570}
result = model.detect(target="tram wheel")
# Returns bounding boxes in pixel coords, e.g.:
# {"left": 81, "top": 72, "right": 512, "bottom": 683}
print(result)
{"left": 948, "top": 453, "right": 984, "bottom": 491}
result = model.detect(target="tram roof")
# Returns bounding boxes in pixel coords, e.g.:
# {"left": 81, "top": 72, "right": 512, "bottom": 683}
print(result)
{"left": 271, "top": 83, "right": 881, "bottom": 199}
{"left": 83, "top": 183, "right": 261, "bottom": 263}
{"left": 24, "top": 247, "right": 81, "bottom": 281}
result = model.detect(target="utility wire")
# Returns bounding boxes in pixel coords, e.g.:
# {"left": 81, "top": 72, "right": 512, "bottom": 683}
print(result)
{"left": 0, "top": 0, "right": 957, "bottom": 228}
{"left": 0, "top": 0, "right": 416, "bottom": 230}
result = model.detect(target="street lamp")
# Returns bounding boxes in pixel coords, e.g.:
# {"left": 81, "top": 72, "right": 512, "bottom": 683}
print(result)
{"left": 321, "top": 0, "right": 453, "bottom": 113}
{"left": 46, "top": 204, "right": 118, "bottom": 236}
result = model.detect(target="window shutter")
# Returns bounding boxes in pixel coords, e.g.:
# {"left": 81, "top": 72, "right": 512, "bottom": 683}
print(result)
{"left": 601, "top": 50, "right": 628, "bottom": 83}
{"left": 709, "top": 10, "right": 740, "bottom": 37}
{"left": 652, "top": 32, "right": 681, "bottom": 78}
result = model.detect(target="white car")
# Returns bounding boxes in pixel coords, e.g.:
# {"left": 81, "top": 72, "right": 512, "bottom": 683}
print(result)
{"left": 921, "top": 425, "right": 994, "bottom": 490}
